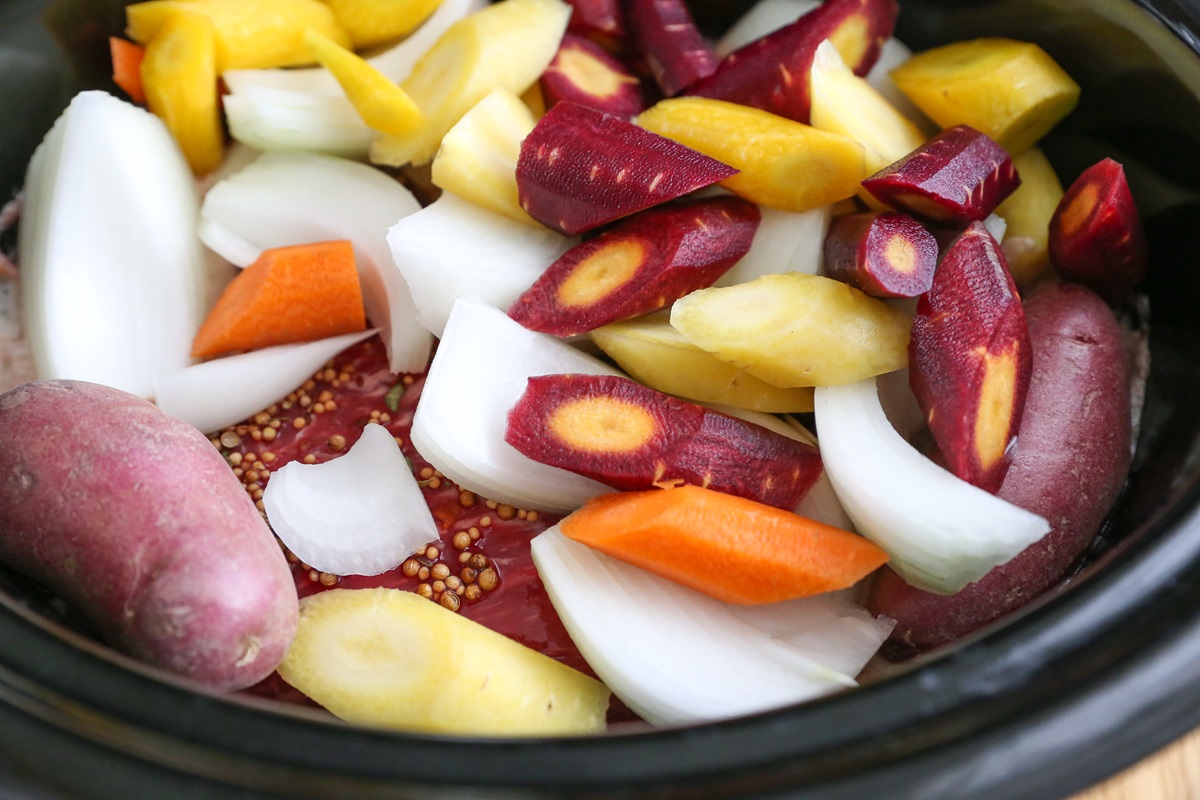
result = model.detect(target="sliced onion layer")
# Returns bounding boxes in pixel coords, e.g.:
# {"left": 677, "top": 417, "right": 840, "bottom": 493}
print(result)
{"left": 814, "top": 377, "right": 1050, "bottom": 594}
{"left": 154, "top": 330, "right": 376, "bottom": 434}
{"left": 410, "top": 297, "right": 618, "bottom": 513}
{"left": 199, "top": 151, "right": 430, "bottom": 373}
{"left": 716, "top": 204, "right": 830, "bottom": 287}
{"left": 263, "top": 423, "right": 438, "bottom": 576}
{"left": 19, "top": 91, "right": 206, "bottom": 398}
{"left": 387, "top": 192, "right": 575, "bottom": 337}
{"left": 531, "top": 528, "right": 890, "bottom": 727}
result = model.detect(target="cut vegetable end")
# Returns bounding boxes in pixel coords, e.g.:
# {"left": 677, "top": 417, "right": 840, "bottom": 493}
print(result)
{"left": 548, "top": 395, "right": 659, "bottom": 453}
{"left": 558, "top": 239, "right": 647, "bottom": 308}
{"left": 975, "top": 349, "right": 1019, "bottom": 472}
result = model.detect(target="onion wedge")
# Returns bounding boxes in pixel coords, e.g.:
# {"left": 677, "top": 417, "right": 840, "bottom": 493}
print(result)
{"left": 716, "top": 204, "right": 830, "bottom": 287}
{"left": 19, "top": 91, "right": 206, "bottom": 398}
{"left": 814, "top": 377, "right": 1050, "bottom": 594}
{"left": 410, "top": 297, "right": 618, "bottom": 513}
{"left": 387, "top": 192, "right": 575, "bottom": 337}
{"left": 531, "top": 528, "right": 890, "bottom": 727}
{"left": 263, "top": 423, "right": 437, "bottom": 576}
{"left": 199, "top": 151, "right": 430, "bottom": 374}
{"left": 154, "top": 330, "right": 376, "bottom": 434}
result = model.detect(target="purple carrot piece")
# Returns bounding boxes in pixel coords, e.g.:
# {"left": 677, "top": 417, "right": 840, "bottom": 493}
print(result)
{"left": 509, "top": 195, "right": 760, "bottom": 336}
{"left": 540, "top": 33, "right": 648, "bottom": 117}
{"left": 627, "top": 0, "right": 718, "bottom": 96}
{"left": 564, "top": 0, "right": 628, "bottom": 51}
{"left": 908, "top": 221, "right": 1032, "bottom": 494}
{"left": 685, "top": 0, "right": 898, "bottom": 123}
{"left": 1048, "top": 157, "right": 1148, "bottom": 305}
{"left": 823, "top": 211, "right": 938, "bottom": 298}
{"left": 862, "top": 125, "right": 1022, "bottom": 226}
{"left": 515, "top": 100, "right": 737, "bottom": 235}
{"left": 505, "top": 373, "right": 823, "bottom": 509}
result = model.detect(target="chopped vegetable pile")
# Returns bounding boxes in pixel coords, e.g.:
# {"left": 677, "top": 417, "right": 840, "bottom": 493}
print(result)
{"left": 0, "top": 0, "right": 1151, "bottom": 736}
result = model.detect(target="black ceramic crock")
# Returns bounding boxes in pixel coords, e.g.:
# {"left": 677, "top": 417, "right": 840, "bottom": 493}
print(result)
{"left": 2, "top": 1, "right": 1200, "bottom": 797}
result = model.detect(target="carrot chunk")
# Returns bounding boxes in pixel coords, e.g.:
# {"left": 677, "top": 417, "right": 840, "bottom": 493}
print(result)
{"left": 823, "top": 211, "right": 938, "bottom": 298}
{"left": 109, "top": 37, "right": 147, "bottom": 104}
{"left": 191, "top": 240, "right": 366, "bottom": 358}
{"left": 560, "top": 484, "right": 889, "bottom": 605}
{"left": 1048, "top": 157, "right": 1147, "bottom": 305}
{"left": 508, "top": 195, "right": 759, "bottom": 336}
{"left": 505, "top": 373, "right": 822, "bottom": 509}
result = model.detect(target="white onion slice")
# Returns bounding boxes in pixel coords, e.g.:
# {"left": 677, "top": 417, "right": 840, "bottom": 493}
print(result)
{"left": 532, "top": 528, "right": 889, "bottom": 727}
{"left": 716, "top": 204, "right": 830, "bottom": 287}
{"left": 814, "top": 378, "right": 1050, "bottom": 594}
{"left": 715, "top": 0, "right": 819, "bottom": 56}
{"left": 199, "top": 151, "right": 430, "bottom": 374}
{"left": 223, "top": 89, "right": 374, "bottom": 157}
{"left": 867, "top": 38, "right": 930, "bottom": 129}
{"left": 263, "top": 423, "right": 437, "bottom": 576}
{"left": 410, "top": 297, "right": 618, "bottom": 513}
{"left": 154, "top": 329, "right": 376, "bottom": 434}
{"left": 18, "top": 91, "right": 205, "bottom": 398}
{"left": 387, "top": 192, "right": 575, "bottom": 337}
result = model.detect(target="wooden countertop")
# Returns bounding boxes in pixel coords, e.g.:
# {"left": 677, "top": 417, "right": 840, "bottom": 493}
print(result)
{"left": 1076, "top": 728, "right": 1200, "bottom": 799}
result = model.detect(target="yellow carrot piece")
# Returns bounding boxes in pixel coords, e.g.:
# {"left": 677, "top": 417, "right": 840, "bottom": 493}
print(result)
{"left": 305, "top": 30, "right": 423, "bottom": 138}
{"left": 369, "top": 0, "right": 571, "bottom": 168}
{"left": 140, "top": 11, "right": 223, "bottom": 175}
{"left": 127, "top": 0, "right": 351, "bottom": 71}
{"left": 889, "top": 38, "right": 1080, "bottom": 154}
{"left": 324, "top": 0, "right": 446, "bottom": 49}
{"left": 636, "top": 97, "right": 868, "bottom": 213}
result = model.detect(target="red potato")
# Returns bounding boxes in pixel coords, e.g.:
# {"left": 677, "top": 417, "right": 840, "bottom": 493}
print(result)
{"left": 868, "top": 281, "right": 1133, "bottom": 653}
{"left": 0, "top": 380, "right": 299, "bottom": 691}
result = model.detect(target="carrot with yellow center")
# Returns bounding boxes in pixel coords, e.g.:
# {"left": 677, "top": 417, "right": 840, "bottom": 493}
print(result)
{"left": 560, "top": 485, "right": 889, "bottom": 605}
{"left": 191, "top": 240, "right": 367, "bottom": 358}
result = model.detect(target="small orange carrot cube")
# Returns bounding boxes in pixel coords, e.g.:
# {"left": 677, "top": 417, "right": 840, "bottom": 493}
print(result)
{"left": 192, "top": 240, "right": 366, "bottom": 358}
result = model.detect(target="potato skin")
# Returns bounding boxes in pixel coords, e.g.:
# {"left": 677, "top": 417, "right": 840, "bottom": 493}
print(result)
{"left": 868, "top": 281, "right": 1132, "bottom": 653}
{"left": 0, "top": 380, "right": 298, "bottom": 691}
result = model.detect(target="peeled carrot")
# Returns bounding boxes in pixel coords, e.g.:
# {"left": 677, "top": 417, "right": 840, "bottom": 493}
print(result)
{"left": 191, "top": 240, "right": 366, "bottom": 358}
{"left": 110, "top": 37, "right": 147, "bottom": 105}
{"left": 560, "top": 485, "right": 889, "bottom": 605}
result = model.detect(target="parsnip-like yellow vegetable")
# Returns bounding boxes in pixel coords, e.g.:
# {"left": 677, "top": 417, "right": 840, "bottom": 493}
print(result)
{"left": 369, "top": 0, "right": 571, "bottom": 168}
{"left": 670, "top": 273, "right": 912, "bottom": 388}
{"left": 889, "top": 38, "right": 1080, "bottom": 154}
{"left": 430, "top": 88, "right": 539, "bottom": 225}
{"left": 325, "top": 0, "right": 445, "bottom": 49}
{"left": 278, "top": 588, "right": 610, "bottom": 736}
{"left": 140, "top": 11, "right": 223, "bottom": 175}
{"left": 590, "top": 313, "right": 816, "bottom": 413}
{"left": 127, "top": 0, "right": 351, "bottom": 71}
{"left": 636, "top": 97, "right": 868, "bottom": 213}
{"left": 305, "top": 30, "right": 423, "bottom": 137}
{"left": 809, "top": 40, "right": 927, "bottom": 176}
{"left": 995, "top": 147, "right": 1064, "bottom": 288}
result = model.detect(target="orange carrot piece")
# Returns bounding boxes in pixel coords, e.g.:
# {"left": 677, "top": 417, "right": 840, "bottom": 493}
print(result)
{"left": 191, "top": 240, "right": 366, "bottom": 358}
{"left": 110, "top": 37, "right": 147, "bottom": 104}
{"left": 560, "top": 484, "right": 889, "bottom": 605}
